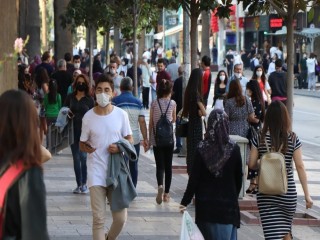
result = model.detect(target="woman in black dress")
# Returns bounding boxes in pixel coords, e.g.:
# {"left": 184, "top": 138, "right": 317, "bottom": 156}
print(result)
{"left": 245, "top": 80, "right": 265, "bottom": 194}
{"left": 213, "top": 70, "right": 228, "bottom": 109}
{"left": 182, "top": 68, "right": 207, "bottom": 175}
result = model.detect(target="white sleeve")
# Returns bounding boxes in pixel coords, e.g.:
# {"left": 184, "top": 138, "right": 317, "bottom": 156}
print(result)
{"left": 80, "top": 115, "right": 90, "bottom": 142}
{"left": 265, "top": 81, "right": 271, "bottom": 90}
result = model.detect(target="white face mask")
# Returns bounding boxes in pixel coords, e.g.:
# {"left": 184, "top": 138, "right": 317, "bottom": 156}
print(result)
{"left": 219, "top": 75, "right": 225, "bottom": 81}
{"left": 74, "top": 63, "right": 80, "bottom": 69}
{"left": 110, "top": 69, "right": 116, "bottom": 75}
{"left": 256, "top": 71, "right": 263, "bottom": 77}
{"left": 96, "top": 93, "right": 110, "bottom": 108}
{"left": 143, "top": 59, "right": 148, "bottom": 63}
{"left": 234, "top": 73, "right": 242, "bottom": 79}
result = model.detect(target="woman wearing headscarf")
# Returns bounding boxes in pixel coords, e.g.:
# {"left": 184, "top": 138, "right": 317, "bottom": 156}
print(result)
{"left": 180, "top": 109, "right": 243, "bottom": 240}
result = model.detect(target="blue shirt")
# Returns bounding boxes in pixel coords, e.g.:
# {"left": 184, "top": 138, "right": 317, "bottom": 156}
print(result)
{"left": 112, "top": 92, "right": 144, "bottom": 145}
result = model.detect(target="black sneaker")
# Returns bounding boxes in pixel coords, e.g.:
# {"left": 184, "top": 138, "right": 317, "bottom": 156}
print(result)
{"left": 173, "top": 148, "right": 181, "bottom": 154}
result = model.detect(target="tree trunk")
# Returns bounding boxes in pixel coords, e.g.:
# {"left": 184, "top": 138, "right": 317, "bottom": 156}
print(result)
{"left": 19, "top": 0, "right": 41, "bottom": 59}
{"left": 105, "top": 30, "right": 110, "bottom": 64}
{"left": 138, "top": 30, "right": 146, "bottom": 60}
{"left": 201, "top": 10, "right": 210, "bottom": 59}
{"left": 92, "top": 29, "right": 97, "bottom": 50}
{"left": 0, "top": 0, "right": 18, "bottom": 94}
{"left": 114, "top": 26, "right": 121, "bottom": 56}
{"left": 133, "top": 1, "right": 138, "bottom": 97}
{"left": 40, "top": 0, "right": 47, "bottom": 50}
{"left": 190, "top": 12, "right": 198, "bottom": 70}
{"left": 286, "top": 1, "right": 295, "bottom": 121}
{"left": 54, "top": 0, "right": 73, "bottom": 61}
{"left": 179, "top": 9, "right": 191, "bottom": 157}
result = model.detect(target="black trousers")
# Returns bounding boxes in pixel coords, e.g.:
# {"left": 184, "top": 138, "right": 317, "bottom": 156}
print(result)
{"left": 153, "top": 145, "right": 174, "bottom": 193}
{"left": 142, "top": 87, "right": 150, "bottom": 109}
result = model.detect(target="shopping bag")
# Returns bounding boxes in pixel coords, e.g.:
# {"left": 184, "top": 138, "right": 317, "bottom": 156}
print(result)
{"left": 180, "top": 211, "right": 205, "bottom": 240}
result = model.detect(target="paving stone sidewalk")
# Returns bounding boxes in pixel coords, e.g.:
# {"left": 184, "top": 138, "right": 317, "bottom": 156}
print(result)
{"left": 45, "top": 144, "right": 320, "bottom": 240}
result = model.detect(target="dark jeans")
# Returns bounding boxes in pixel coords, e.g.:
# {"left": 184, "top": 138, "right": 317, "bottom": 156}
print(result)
{"left": 70, "top": 127, "right": 87, "bottom": 187}
{"left": 153, "top": 145, "right": 174, "bottom": 193}
{"left": 197, "top": 222, "right": 237, "bottom": 240}
{"left": 175, "top": 119, "right": 182, "bottom": 149}
{"left": 130, "top": 143, "right": 140, "bottom": 187}
{"left": 227, "top": 64, "right": 233, "bottom": 78}
{"left": 142, "top": 87, "right": 150, "bottom": 109}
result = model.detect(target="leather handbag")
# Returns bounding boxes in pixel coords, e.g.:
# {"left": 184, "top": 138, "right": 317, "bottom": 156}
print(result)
{"left": 176, "top": 118, "right": 189, "bottom": 138}
{"left": 258, "top": 139, "right": 288, "bottom": 195}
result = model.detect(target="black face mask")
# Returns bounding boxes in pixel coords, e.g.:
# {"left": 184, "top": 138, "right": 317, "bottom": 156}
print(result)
{"left": 76, "top": 83, "right": 87, "bottom": 92}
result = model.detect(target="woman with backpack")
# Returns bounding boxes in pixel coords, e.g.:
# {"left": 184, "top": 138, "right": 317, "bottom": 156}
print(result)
{"left": 149, "top": 79, "right": 176, "bottom": 204}
{"left": 249, "top": 101, "right": 313, "bottom": 240}
{"left": 0, "top": 90, "right": 49, "bottom": 239}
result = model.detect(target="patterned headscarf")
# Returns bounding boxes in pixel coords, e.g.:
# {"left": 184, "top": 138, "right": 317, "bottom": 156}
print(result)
{"left": 197, "top": 109, "right": 236, "bottom": 177}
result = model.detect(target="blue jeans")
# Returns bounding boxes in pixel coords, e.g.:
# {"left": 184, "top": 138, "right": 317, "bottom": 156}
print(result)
{"left": 130, "top": 144, "right": 140, "bottom": 187}
{"left": 197, "top": 222, "right": 237, "bottom": 240}
{"left": 151, "top": 88, "right": 157, "bottom": 102}
{"left": 70, "top": 127, "right": 87, "bottom": 187}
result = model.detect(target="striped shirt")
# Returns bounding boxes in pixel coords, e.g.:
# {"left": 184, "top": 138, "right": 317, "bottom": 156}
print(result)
{"left": 150, "top": 98, "right": 176, "bottom": 146}
{"left": 112, "top": 92, "right": 144, "bottom": 145}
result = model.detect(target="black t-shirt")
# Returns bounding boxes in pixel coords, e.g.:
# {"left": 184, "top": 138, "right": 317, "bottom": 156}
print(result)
{"left": 226, "top": 53, "right": 234, "bottom": 65}
{"left": 127, "top": 66, "right": 142, "bottom": 87}
{"left": 268, "top": 71, "right": 287, "bottom": 98}
{"left": 51, "top": 70, "right": 73, "bottom": 104}
{"left": 64, "top": 94, "right": 94, "bottom": 130}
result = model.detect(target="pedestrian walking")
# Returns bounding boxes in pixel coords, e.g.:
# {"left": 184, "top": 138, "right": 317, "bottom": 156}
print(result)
{"left": 79, "top": 74, "right": 133, "bottom": 240}
{"left": 226, "top": 63, "right": 249, "bottom": 96}
{"left": 201, "top": 55, "right": 212, "bottom": 108}
{"left": 0, "top": 90, "right": 49, "bottom": 240}
{"left": 140, "top": 57, "right": 152, "bottom": 109}
{"left": 112, "top": 77, "right": 149, "bottom": 187}
{"left": 213, "top": 70, "right": 228, "bottom": 109}
{"left": 44, "top": 79, "right": 61, "bottom": 130}
{"left": 306, "top": 53, "right": 318, "bottom": 91}
{"left": 268, "top": 59, "right": 287, "bottom": 105}
{"left": 64, "top": 74, "right": 94, "bottom": 194}
{"left": 182, "top": 68, "right": 207, "bottom": 175}
{"left": 149, "top": 79, "right": 176, "bottom": 204}
{"left": 249, "top": 101, "right": 313, "bottom": 240}
{"left": 180, "top": 109, "right": 243, "bottom": 240}
{"left": 171, "top": 66, "right": 184, "bottom": 154}
{"left": 250, "top": 65, "right": 271, "bottom": 108}
{"left": 245, "top": 80, "right": 265, "bottom": 194}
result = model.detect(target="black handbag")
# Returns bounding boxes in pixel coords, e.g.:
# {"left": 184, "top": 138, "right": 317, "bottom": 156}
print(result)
{"left": 176, "top": 118, "right": 189, "bottom": 137}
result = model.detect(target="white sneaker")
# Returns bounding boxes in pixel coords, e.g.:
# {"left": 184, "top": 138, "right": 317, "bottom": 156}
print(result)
{"left": 73, "top": 186, "right": 81, "bottom": 194}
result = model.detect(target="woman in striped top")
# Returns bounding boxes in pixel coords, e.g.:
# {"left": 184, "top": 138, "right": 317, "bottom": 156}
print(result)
{"left": 249, "top": 101, "right": 313, "bottom": 240}
{"left": 149, "top": 79, "right": 176, "bottom": 204}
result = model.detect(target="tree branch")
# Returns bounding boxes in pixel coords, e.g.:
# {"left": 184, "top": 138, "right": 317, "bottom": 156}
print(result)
{"left": 268, "top": 0, "right": 288, "bottom": 17}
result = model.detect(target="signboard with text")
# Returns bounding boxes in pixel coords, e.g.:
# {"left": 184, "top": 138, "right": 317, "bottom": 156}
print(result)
{"left": 270, "top": 18, "right": 283, "bottom": 30}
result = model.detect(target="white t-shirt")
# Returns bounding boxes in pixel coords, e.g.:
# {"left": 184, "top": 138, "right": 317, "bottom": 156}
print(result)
{"left": 306, "top": 58, "right": 317, "bottom": 74}
{"left": 80, "top": 107, "right": 132, "bottom": 188}
{"left": 113, "top": 75, "right": 123, "bottom": 97}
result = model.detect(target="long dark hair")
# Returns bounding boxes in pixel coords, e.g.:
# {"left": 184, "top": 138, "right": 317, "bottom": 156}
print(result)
{"left": 182, "top": 68, "right": 203, "bottom": 117}
{"left": 0, "top": 90, "right": 41, "bottom": 168}
{"left": 261, "top": 101, "right": 291, "bottom": 153}
{"left": 215, "top": 70, "right": 228, "bottom": 88}
{"left": 48, "top": 79, "right": 58, "bottom": 104}
{"left": 246, "top": 80, "right": 265, "bottom": 122}
{"left": 227, "top": 80, "right": 244, "bottom": 107}
{"left": 73, "top": 74, "right": 91, "bottom": 96}
{"left": 251, "top": 65, "right": 267, "bottom": 86}
{"left": 157, "top": 79, "right": 172, "bottom": 98}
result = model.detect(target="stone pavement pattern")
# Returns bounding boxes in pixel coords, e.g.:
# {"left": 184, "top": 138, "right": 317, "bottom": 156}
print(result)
{"left": 45, "top": 71, "right": 320, "bottom": 239}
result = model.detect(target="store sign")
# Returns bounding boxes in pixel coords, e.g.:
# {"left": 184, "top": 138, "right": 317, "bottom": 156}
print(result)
{"left": 270, "top": 18, "right": 283, "bottom": 28}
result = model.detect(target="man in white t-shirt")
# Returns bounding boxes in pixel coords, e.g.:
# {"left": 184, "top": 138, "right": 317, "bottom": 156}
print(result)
{"left": 306, "top": 53, "right": 318, "bottom": 91}
{"left": 80, "top": 74, "right": 133, "bottom": 240}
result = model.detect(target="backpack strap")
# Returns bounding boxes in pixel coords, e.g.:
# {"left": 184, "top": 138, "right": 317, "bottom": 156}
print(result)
{"left": 264, "top": 137, "right": 283, "bottom": 153}
{"left": 0, "top": 160, "right": 25, "bottom": 237}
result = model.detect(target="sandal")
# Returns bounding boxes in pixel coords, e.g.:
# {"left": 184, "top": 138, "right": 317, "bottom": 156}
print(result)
{"left": 163, "top": 193, "right": 170, "bottom": 202}
{"left": 246, "top": 183, "right": 257, "bottom": 194}
{"left": 156, "top": 186, "right": 164, "bottom": 204}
